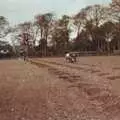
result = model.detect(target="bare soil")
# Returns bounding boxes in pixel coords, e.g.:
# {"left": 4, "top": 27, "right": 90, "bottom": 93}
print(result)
{"left": 0, "top": 56, "right": 120, "bottom": 120}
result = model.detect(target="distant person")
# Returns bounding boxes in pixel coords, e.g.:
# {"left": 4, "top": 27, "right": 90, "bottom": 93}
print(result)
{"left": 71, "top": 53, "right": 77, "bottom": 62}
{"left": 23, "top": 50, "right": 28, "bottom": 61}
{"left": 65, "top": 52, "right": 77, "bottom": 63}
{"left": 65, "top": 52, "right": 71, "bottom": 62}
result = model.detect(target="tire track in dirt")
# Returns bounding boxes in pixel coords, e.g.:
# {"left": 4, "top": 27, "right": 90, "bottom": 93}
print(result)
{"left": 36, "top": 59, "right": 120, "bottom": 82}
{"left": 29, "top": 59, "right": 120, "bottom": 119}
{"left": 34, "top": 59, "right": 101, "bottom": 73}
{"left": 29, "top": 59, "right": 81, "bottom": 83}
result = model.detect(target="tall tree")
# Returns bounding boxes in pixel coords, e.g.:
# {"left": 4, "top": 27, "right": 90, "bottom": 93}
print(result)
{"left": 110, "top": 0, "right": 120, "bottom": 50}
{"left": 0, "top": 16, "right": 9, "bottom": 38}
{"left": 99, "top": 21, "right": 115, "bottom": 52}
{"left": 73, "top": 8, "right": 87, "bottom": 37}
{"left": 18, "top": 22, "right": 33, "bottom": 58}
{"left": 51, "top": 15, "right": 71, "bottom": 55}
{"left": 83, "top": 5, "right": 109, "bottom": 51}
{"left": 34, "top": 13, "right": 54, "bottom": 56}
{"left": 111, "top": 0, "right": 120, "bottom": 12}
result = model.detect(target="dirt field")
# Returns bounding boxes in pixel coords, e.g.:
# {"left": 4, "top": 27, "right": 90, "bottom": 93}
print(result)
{"left": 0, "top": 56, "right": 120, "bottom": 120}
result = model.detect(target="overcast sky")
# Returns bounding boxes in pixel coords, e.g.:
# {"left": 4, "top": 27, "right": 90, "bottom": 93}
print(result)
{"left": 0, "top": 0, "right": 111, "bottom": 26}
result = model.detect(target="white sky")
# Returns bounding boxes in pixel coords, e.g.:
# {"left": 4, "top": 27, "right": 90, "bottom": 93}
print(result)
{"left": 0, "top": 0, "right": 111, "bottom": 26}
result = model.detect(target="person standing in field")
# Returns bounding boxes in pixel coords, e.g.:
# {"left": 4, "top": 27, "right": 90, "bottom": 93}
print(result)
{"left": 20, "top": 32, "right": 29, "bottom": 61}
{"left": 65, "top": 52, "right": 77, "bottom": 63}
{"left": 65, "top": 52, "right": 71, "bottom": 62}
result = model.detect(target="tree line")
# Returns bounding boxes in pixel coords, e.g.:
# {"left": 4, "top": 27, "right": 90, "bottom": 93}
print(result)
{"left": 1, "top": 0, "right": 120, "bottom": 57}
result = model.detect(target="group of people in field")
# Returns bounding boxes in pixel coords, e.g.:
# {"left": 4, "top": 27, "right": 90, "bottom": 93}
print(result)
{"left": 21, "top": 50, "right": 77, "bottom": 63}
{"left": 65, "top": 52, "right": 77, "bottom": 63}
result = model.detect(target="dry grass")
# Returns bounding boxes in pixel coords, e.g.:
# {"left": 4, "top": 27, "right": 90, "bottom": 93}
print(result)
{"left": 1, "top": 56, "right": 120, "bottom": 120}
